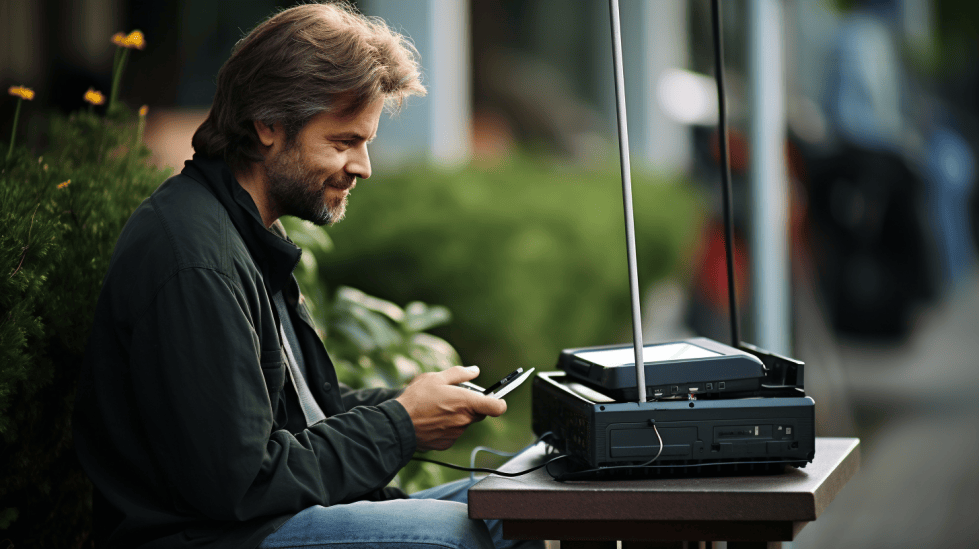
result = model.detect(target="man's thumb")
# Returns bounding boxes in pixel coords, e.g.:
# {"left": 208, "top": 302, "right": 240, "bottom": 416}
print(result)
{"left": 442, "top": 365, "right": 480, "bottom": 384}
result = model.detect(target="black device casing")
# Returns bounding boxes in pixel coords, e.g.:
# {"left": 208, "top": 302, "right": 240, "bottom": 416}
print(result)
{"left": 533, "top": 372, "right": 815, "bottom": 472}
{"left": 558, "top": 337, "right": 767, "bottom": 401}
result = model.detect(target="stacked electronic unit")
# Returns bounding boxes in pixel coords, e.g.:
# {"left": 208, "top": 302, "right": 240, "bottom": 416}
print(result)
{"left": 532, "top": 340, "right": 814, "bottom": 475}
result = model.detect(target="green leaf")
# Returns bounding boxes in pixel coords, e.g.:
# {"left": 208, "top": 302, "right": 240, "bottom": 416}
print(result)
{"left": 335, "top": 286, "right": 405, "bottom": 322}
{"left": 284, "top": 219, "right": 334, "bottom": 253}
{"left": 403, "top": 301, "right": 452, "bottom": 332}
{"left": 408, "top": 333, "right": 461, "bottom": 371}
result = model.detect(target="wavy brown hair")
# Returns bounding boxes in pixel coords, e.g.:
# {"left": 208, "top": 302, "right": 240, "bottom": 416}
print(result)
{"left": 192, "top": 1, "right": 426, "bottom": 173}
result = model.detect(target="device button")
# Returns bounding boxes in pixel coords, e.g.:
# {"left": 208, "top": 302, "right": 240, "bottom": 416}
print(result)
{"left": 322, "top": 382, "right": 332, "bottom": 392}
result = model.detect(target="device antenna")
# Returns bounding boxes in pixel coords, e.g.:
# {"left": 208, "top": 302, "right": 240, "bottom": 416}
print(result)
{"left": 608, "top": 0, "right": 646, "bottom": 402}
{"left": 710, "top": 0, "right": 741, "bottom": 348}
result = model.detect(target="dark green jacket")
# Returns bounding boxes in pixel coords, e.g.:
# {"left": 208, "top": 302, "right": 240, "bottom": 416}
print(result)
{"left": 73, "top": 155, "right": 416, "bottom": 548}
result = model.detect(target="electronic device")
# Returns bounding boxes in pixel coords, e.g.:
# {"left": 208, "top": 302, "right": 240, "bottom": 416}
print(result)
{"left": 533, "top": 372, "right": 815, "bottom": 474}
{"left": 460, "top": 367, "right": 536, "bottom": 399}
{"left": 530, "top": 0, "right": 815, "bottom": 476}
{"left": 559, "top": 337, "right": 765, "bottom": 401}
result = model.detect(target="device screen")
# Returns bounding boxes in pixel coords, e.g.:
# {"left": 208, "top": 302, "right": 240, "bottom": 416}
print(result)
{"left": 481, "top": 368, "right": 523, "bottom": 394}
{"left": 575, "top": 342, "right": 720, "bottom": 367}
{"left": 458, "top": 367, "right": 535, "bottom": 399}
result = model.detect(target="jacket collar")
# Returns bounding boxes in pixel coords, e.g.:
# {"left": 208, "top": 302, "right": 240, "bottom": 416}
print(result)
{"left": 181, "top": 154, "right": 301, "bottom": 296}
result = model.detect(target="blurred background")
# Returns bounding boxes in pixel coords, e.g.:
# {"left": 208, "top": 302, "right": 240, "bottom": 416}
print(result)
{"left": 3, "top": 0, "right": 978, "bottom": 547}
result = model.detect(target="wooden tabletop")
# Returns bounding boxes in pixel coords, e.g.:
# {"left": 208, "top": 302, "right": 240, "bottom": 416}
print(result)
{"left": 469, "top": 437, "right": 860, "bottom": 543}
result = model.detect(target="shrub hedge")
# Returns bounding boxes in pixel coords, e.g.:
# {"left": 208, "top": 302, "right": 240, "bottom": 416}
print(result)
{"left": 1, "top": 105, "right": 168, "bottom": 547}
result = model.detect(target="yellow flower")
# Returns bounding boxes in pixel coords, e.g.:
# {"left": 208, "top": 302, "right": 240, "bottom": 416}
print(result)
{"left": 125, "top": 30, "right": 146, "bottom": 50}
{"left": 139, "top": 105, "right": 149, "bottom": 117}
{"left": 57, "top": 179, "right": 71, "bottom": 189}
{"left": 112, "top": 30, "right": 146, "bottom": 50}
{"left": 83, "top": 88, "right": 105, "bottom": 106}
{"left": 8, "top": 86, "right": 35, "bottom": 101}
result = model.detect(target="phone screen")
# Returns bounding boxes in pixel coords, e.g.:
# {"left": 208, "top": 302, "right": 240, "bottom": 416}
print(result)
{"left": 459, "top": 367, "right": 536, "bottom": 399}
{"left": 485, "top": 367, "right": 535, "bottom": 398}
{"left": 482, "top": 368, "right": 524, "bottom": 394}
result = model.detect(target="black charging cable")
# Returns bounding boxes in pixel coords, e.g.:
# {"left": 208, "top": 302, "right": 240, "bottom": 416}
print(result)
{"left": 410, "top": 432, "right": 569, "bottom": 478}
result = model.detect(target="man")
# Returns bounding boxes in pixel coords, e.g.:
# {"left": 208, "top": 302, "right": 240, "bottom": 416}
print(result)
{"left": 73, "top": 3, "right": 535, "bottom": 548}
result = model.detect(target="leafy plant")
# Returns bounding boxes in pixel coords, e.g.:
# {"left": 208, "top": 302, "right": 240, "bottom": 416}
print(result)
{"left": 1, "top": 99, "right": 167, "bottom": 547}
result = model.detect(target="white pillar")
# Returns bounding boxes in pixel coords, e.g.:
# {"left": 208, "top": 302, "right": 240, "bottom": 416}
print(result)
{"left": 361, "top": 0, "right": 471, "bottom": 168}
{"left": 748, "top": 0, "right": 791, "bottom": 355}
{"left": 595, "top": 0, "right": 691, "bottom": 173}
{"left": 636, "top": 0, "right": 690, "bottom": 173}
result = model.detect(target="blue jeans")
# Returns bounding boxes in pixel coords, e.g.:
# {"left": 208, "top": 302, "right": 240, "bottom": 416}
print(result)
{"left": 258, "top": 478, "right": 544, "bottom": 549}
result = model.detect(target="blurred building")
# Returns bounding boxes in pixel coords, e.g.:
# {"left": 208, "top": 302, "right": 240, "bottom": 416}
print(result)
{"left": 1, "top": 0, "right": 699, "bottom": 174}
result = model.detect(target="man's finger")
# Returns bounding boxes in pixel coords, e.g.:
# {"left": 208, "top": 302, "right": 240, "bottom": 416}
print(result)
{"left": 440, "top": 365, "right": 480, "bottom": 385}
{"left": 471, "top": 395, "right": 507, "bottom": 417}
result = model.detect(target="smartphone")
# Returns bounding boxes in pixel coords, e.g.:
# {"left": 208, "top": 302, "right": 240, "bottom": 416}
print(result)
{"left": 458, "top": 367, "right": 536, "bottom": 399}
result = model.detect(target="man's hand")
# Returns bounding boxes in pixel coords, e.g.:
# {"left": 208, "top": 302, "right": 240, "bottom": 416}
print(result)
{"left": 395, "top": 366, "right": 507, "bottom": 452}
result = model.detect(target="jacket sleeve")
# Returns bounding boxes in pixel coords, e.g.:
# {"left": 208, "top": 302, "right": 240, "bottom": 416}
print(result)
{"left": 338, "top": 384, "right": 403, "bottom": 409}
{"left": 128, "top": 267, "right": 416, "bottom": 522}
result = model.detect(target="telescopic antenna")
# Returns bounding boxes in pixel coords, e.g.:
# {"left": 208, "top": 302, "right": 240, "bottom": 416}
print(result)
{"left": 608, "top": 0, "right": 646, "bottom": 403}
{"left": 711, "top": 0, "right": 742, "bottom": 348}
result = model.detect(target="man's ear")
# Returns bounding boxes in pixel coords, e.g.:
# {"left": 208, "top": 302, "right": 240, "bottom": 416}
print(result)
{"left": 253, "top": 120, "right": 278, "bottom": 148}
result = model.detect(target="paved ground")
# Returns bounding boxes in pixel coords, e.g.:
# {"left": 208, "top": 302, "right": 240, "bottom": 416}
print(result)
{"left": 792, "top": 267, "right": 979, "bottom": 549}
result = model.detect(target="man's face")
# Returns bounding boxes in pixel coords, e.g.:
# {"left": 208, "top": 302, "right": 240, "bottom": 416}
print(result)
{"left": 263, "top": 99, "right": 383, "bottom": 226}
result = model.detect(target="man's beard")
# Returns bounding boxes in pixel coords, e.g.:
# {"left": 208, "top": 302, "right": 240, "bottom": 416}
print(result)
{"left": 262, "top": 142, "right": 354, "bottom": 226}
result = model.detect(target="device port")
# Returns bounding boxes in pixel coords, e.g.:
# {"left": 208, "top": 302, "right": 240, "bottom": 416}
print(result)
{"left": 706, "top": 383, "right": 713, "bottom": 390}
{"left": 671, "top": 386, "right": 678, "bottom": 394}
{"left": 719, "top": 382, "right": 726, "bottom": 390}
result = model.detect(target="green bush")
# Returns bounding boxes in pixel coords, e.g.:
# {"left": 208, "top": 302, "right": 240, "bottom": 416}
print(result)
{"left": 0, "top": 105, "right": 169, "bottom": 547}
{"left": 286, "top": 155, "right": 703, "bottom": 478}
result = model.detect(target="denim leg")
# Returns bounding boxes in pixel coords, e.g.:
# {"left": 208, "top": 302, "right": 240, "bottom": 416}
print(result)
{"left": 259, "top": 478, "right": 545, "bottom": 549}
{"left": 258, "top": 497, "right": 495, "bottom": 549}
{"left": 411, "top": 478, "right": 544, "bottom": 549}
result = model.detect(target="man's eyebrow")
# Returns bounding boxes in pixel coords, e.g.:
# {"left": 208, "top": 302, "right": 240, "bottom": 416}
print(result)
{"left": 329, "top": 132, "right": 376, "bottom": 143}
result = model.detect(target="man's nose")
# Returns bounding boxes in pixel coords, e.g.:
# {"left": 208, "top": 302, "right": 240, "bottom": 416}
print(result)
{"left": 347, "top": 144, "right": 371, "bottom": 180}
